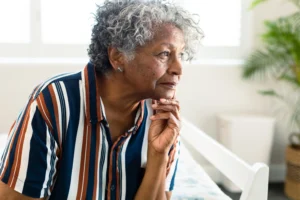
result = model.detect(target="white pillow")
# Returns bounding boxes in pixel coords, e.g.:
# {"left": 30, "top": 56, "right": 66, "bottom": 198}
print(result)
{"left": 172, "top": 143, "right": 232, "bottom": 200}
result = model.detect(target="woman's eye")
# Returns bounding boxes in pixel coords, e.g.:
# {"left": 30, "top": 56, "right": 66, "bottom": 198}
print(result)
{"left": 179, "top": 52, "right": 187, "bottom": 61}
{"left": 158, "top": 51, "right": 170, "bottom": 59}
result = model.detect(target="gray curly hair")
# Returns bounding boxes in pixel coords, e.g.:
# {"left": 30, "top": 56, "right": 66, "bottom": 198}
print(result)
{"left": 88, "top": 0, "right": 203, "bottom": 74}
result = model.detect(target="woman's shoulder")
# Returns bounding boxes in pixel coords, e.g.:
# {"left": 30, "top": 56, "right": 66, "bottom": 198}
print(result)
{"left": 31, "top": 70, "right": 82, "bottom": 100}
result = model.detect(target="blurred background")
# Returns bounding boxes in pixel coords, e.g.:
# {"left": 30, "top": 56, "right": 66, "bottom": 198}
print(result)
{"left": 0, "top": 0, "right": 299, "bottom": 199}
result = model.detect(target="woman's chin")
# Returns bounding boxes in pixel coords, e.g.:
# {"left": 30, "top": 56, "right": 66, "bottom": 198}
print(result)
{"left": 153, "top": 90, "right": 176, "bottom": 100}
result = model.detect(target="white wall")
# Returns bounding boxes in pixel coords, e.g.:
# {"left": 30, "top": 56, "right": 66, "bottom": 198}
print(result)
{"left": 0, "top": 0, "right": 298, "bottom": 183}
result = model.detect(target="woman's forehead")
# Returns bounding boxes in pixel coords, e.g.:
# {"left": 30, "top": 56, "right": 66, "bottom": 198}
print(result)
{"left": 149, "top": 24, "right": 185, "bottom": 47}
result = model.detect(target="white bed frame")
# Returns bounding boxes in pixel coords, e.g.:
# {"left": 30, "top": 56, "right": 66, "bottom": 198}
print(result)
{"left": 181, "top": 118, "right": 269, "bottom": 200}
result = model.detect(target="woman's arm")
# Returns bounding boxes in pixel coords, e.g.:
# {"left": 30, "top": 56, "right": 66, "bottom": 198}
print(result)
{"left": 0, "top": 181, "right": 46, "bottom": 200}
{"left": 134, "top": 151, "right": 168, "bottom": 200}
{"left": 135, "top": 98, "right": 180, "bottom": 200}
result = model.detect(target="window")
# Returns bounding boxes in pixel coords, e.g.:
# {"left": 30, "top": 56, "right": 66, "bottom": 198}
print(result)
{"left": 0, "top": 0, "right": 251, "bottom": 60}
{"left": 0, "top": 0, "right": 30, "bottom": 43}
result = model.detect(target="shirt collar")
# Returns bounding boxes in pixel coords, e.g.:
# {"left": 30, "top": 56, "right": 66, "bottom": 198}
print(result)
{"left": 82, "top": 62, "right": 103, "bottom": 124}
{"left": 82, "top": 62, "right": 145, "bottom": 133}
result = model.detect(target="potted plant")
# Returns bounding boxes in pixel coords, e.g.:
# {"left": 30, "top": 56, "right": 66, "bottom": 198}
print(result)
{"left": 243, "top": 0, "right": 300, "bottom": 199}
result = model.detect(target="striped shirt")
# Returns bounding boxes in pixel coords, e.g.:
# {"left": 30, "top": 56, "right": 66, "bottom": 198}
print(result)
{"left": 0, "top": 63, "right": 180, "bottom": 200}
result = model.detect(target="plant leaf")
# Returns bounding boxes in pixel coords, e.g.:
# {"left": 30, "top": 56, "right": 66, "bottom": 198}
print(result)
{"left": 279, "top": 74, "right": 300, "bottom": 86}
{"left": 242, "top": 48, "right": 291, "bottom": 80}
{"left": 258, "top": 89, "right": 282, "bottom": 97}
{"left": 288, "top": 0, "right": 300, "bottom": 9}
{"left": 249, "top": 0, "right": 268, "bottom": 10}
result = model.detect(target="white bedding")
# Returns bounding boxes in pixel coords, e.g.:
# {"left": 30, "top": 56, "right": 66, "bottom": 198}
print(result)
{"left": 172, "top": 143, "right": 232, "bottom": 200}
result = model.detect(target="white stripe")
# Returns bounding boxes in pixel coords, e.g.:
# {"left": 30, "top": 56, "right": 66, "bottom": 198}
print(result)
{"left": 40, "top": 127, "right": 51, "bottom": 197}
{"left": 141, "top": 99, "right": 152, "bottom": 168}
{"left": 47, "top": 134, "right": 59, "bottom": 196}
{"left": 60, "top": 82, "right": 70, "bottom": 133}
{"left": 13, "top": 101, "right": 37, "bottom": 192}
{"left": 165, "top": 140, "right": 180, "bottom": 191}
{"left": 52, "top": 84, "right": 62, "bottom": 145}
{"left": 120, "top": 134, "right": 132, "bottom": 200}
{"left": 95, "top": 126, "right": 103, "bottom": 200}
{"left": 101, "top": 125, "right": 109, "bottom": 200}
{"left": 47, "top": 135, "right": 58, "bottom": 196}
{"left": 34, "top": 72, "right": 78, "bottom": 98}
{"left": 100, "top": 98, "right": 107, "bottom": 119}
{"left": 81, "top": 69, "right": 88, "bottom": 118}
{"left": 67, "top": 81, "right": 85, "bottom": 200}
{"left": 0, "top": 104, "right": 27, "bottom": 175}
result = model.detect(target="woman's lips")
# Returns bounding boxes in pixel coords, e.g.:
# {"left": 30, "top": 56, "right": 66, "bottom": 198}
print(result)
{"left": 160, "top": 82, "right": 178, "bottom": 89}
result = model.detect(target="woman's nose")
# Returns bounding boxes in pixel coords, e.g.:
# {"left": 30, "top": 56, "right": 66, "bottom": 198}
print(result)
{"left": 168, "top": 56, "right": 182, "bottom": 76}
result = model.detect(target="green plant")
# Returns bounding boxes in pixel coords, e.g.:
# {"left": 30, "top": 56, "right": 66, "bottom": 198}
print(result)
{"left": 243, "top": 0, "right": 300, "bottom": 146}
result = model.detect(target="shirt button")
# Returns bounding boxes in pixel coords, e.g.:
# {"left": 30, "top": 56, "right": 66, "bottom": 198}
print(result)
{"left": 111, "top": 185, "right": 115, "bottom": 191}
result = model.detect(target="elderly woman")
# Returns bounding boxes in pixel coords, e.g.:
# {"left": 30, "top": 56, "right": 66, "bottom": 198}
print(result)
{"left": 0, "top": 0, "right": 202, "bottom": 199}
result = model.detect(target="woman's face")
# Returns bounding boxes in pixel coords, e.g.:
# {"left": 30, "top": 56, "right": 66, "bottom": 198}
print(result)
{"left": 123, "top": 24, "right": 185, "bottom": 100}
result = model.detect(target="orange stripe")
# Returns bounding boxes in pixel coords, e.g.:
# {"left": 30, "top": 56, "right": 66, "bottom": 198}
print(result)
{"left": 82, "top": 123, "right": 91, "bottom": 199}
{"left": 84, "top": 66, "right": 91, "bottom": 122}
{"left": 36, "top": 94, "right": 53, "bottom": 133}
{"left": 0, "top": 101, "right": 32, "bottom": 179}
{"left": 8, "top": 99, "right": 32, "bottom": 188}
{"left": 0, "top": 121, "right": 19, "bottom": 179}
{"left": 48, "top": 84, "right": 62, "bottom": 148}
{"left": 8, "top": 121, "right": 16, "bottom": 136}
{"left": 76, "top": 118, "right": 90, "bottom": 200}
{"left": 92, "top": 124, "right": 101, "bottom": 200}
{"left": 115, "top": 133, "right": 130, "bottom": 200}
{"left": 106, "top": 135, "right": 124, "bottom": 200}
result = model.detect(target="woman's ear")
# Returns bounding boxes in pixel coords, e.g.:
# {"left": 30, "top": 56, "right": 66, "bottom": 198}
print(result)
{"left": 107, "top": 46, "right": 126, "bottom": 71}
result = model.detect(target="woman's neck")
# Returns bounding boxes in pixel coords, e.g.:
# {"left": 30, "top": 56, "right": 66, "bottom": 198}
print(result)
{"left": 96, "top": 72, "right": 142, "bottom": 117}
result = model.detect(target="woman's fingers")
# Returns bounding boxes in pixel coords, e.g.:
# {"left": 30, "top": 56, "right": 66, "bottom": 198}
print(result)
{"left": 150, "top": 112, "right": 181, "bottom": 132}
{"left": 158, "top": 98, "right": 180, "bottom": 111}
{"left": 152, "top": 104, "right": 180, "bottom": 119}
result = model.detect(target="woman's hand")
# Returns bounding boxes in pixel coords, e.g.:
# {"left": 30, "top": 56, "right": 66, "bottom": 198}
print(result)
{"left": 148, "top": 98, "right": 181, "bottom": 155}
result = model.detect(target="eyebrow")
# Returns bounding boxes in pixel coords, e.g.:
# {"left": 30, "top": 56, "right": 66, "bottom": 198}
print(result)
{"left": 160, "top": 43, "right": 185, "bottom": 51}
{"left": 160, "top": 43, "right": 175, "bottom": 48}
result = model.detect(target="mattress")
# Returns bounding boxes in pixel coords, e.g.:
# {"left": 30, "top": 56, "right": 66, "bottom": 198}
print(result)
{"left": 172, "top": 143, "right": 232, "bottom": 200}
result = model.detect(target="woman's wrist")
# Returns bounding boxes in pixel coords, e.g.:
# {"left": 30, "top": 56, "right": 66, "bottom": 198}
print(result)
{"left": 147, "top": 147, "right": 169, "bottom": 165}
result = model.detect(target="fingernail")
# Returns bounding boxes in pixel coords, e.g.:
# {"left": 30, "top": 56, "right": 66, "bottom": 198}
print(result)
{"left": 160, "top": 98, "right": 166, "bottom": 102}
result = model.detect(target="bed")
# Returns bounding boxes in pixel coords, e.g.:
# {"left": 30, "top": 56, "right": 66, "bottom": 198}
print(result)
{"left": 0, "top": 118, "right": 269, "bottom": 200}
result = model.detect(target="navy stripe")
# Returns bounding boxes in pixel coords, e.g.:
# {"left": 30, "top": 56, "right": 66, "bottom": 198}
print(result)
{"left": 118, "top": 142, "right": 124, "bottom": 199}
{"left": 169, "top": 157, "right": 179, "bottom": 191}
{"left": 34, "top": 73, "right": 71, "bottom": 99}
{"left": 48, "top": 80, "right": 81, "bottom": 200}
{"left": 55, "top": 82, "right": 66, "bottom": 143}
{"left": 87, "top": 62, "right": 98, "bottom": 123}
{"left": 86, "top": 124, "right": 97, "bottom": 199}
{"left": 0, "top": 108, "right": 25, "bottom": 174}
{"left": 125, "top": 106, "right": 148, "bottom": 200}
{"left": 1, "top": 99, "right": 32, "bottom": 183}
{"left": 42, "top": 87, "right": 59, "bottom": 144}
{"left": 23, "top": 108, "right": 48, "bottom": 198}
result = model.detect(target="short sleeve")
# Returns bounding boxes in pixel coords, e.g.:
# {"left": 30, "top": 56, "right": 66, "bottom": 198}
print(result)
{"left": 165, "top": 138, "right": 180, "bottom": 191}
{"left": 0, "top": 99, "right": 59, "bottom": 198}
